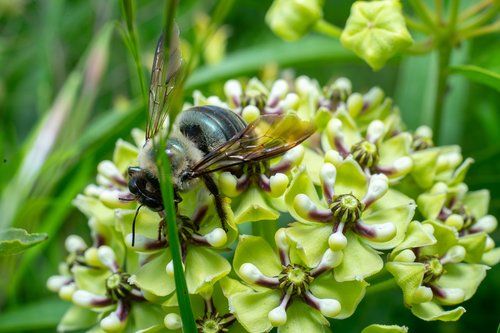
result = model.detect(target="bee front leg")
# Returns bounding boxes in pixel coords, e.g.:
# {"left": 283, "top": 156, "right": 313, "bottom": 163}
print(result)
{"left": 202, "top": 174, "right": 227, "bottom": 231}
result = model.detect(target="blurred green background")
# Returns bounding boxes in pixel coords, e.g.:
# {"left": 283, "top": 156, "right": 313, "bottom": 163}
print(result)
{"left": 0, "top": 0, "right": 499, "bottom": 332}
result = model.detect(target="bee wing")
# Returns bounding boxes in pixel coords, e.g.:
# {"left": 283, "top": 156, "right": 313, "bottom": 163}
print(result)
{"left": 146, "top": 25, "right": 182, "bottom": 140}
{"left": 189, "top": 113, "right": 315, "bottom": 177}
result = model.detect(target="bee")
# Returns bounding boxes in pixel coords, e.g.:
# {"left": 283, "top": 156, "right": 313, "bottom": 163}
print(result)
{"left": 127, "top": 29, "right": 315, "bottom": 245}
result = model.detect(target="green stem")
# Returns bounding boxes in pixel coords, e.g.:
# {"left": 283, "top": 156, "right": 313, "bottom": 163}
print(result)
{"left": 409, "top": 0, "right": 439, "bottom": 32}
{"left": 405, "top": 38, "right": 436, "bottom": 55}
{"left": 366, "top": 278, "right": 397, "bottom": 296}
{"left": 405, "top": 15, "right": 431, "bottom": 33}
{"left": 313, "top": 19, "right": 342, "bottom": 38}
{"left": 459, "top": 21, "right": 500, "bottom": 40}
{"left": 435, "top": 0, "right": 443, "bottom": 25}
{"left": 459, "top": 0, "right": 493, "bottom": 21}
{"left": 432, "top": 46, "right": 452, "bottom": 144}
{"left": 458, "top": 2, "right": 500, "bottom": 32}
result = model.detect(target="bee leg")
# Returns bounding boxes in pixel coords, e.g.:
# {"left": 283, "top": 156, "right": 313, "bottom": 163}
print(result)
{"left": 202, "top": 174, "right": 227, "bottom": 231}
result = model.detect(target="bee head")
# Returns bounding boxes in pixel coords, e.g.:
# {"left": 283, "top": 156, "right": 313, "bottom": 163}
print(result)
{"left": 128, "top": 167, "right": 164, "bottom": 211}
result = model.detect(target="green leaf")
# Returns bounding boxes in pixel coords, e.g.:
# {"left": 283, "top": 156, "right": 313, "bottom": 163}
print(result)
{"left": 187, "top": 36, "right": 356, "bottom": 89}
{"left": 362, "top": 324, "right": 408, "bottom": 333}
{"left": 450, "top": 65, "right": 500, "bottom": 91}
{"left": 0, "top": 298, "right": 70, "bottom": 332}
{"left": 0, "top": 228, "right": 48, "bottom": 256}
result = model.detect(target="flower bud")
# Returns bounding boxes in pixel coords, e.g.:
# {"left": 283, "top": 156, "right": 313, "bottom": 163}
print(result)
{"left": 305, "top": 291, "right": 341, "bottom": 318}
{"left": 294, "top": 194, "right": 332, "bottom": 221}
{"left": 442, "top": 245, "right": 466, "bottom": 264}
{"left": 224, "top": 79, "right": 242, "bottom": 107}
{"left": 485, "top": 236, "right": 495, "bottom": 251}
{"left": 239, "top": 263, "right": 265, "bottom": 284}
{"left": 47, "top": 275, "right": 71, "bottom": 292}
{"left": 205, "top": 228, "right": 227, "bottom": 248}
{"left": 83, "top": 247, "right": 103, "bottom": 267}
{"left": 164, "top": 313, "right": 182, "bottom": 330}
{"left": 100, "top": 311, "right": 126, "bottom": 332}
{"left": 98, "top": 160, "right": 124, "bottom": 184}
{"left": 98, "top": 245, "right": 118, "bottom": 271}
{"left": 315, "top": 248, "right": 343, "bottom": 271}
{"left": 266, "top": 0, "right": 323, "bottom": 41}
{"left": 413, "top": 286, "right": 433, "bottom": 303}
{"left": 275, "top": 228, "right": 290, "bottom": 253}
{"left": 366, "top": 120, "right": 385, "bottom": 143}
{"left": 362, "top": 173, "right": 388, "bottom": 207}
{"left": 296, "top": 76, "right": 317, "bottom": 96}
{"left": 320, "top": 163, "right": 337, "bottom": 195}
{"left": 415, "top": 126, "right": 432, "bottom": 139}
{"left": 269, "top": 79, "right": 288, "bottom": 103}
{"left": 219, "top": 172, "right": 240, "bottom": 197}
{"left": 269, "top": 173, "right": 289, "bottom": 197}
{"left": 328, "top": 231, "right": 347, "bottom": 251}
{"left": 324, "top": 150, "right": 343, "bottom": 166}
{"left": 73, "top": 290, "right": 109, "bottom": 307}
{"left": 393, "top": 249, "right": 416, "bottom": 263}
{"left": 241, "top": 105, "right": 261, "bottom": 123}
{"left": 445, "top": 214, "right": 464, "bottom": 230}
{"left": 84, "top": 184, "right": 104, "bottom": 197}
{"left": 340, "top": 0, "right": 413, "bottom": 70}
{"left": 59, "top": 282, "right": 77, "bottom": 302}
{"left": 346, "top": 92, "right": 363, "bottom": 118}
{"left": 65, "top": 235, "right": 87, "bottom": 253}
{"left": 475, "top": 215, "right": 497, "bottom": 234}
{"left": 436, "top": 287, "right": 465, "bottom": 305}
{"left": 268, "top": 304, "right": 287, "bottom": 326}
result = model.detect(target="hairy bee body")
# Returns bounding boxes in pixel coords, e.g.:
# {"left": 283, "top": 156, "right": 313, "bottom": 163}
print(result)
{"left": 129, "top": 105, "right": 247, "bottom": 211}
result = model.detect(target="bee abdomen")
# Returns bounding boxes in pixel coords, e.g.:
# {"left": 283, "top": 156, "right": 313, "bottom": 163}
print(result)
{"left": 177, "top": 105, "right": 247, "bottom": 154}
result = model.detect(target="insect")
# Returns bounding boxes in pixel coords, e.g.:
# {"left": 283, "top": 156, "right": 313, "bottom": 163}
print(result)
{"left": 127, "top": 28, "right": 315, "bottom": 245}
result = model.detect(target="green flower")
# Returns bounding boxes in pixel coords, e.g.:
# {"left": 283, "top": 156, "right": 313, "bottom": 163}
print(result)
{"left": 341, "top": 0, "right": 413, "bottom": 70}
{"left": 266, "top": 0, "right": 323, "bottom": 41}
{"left": 417, "top": 182, "right": 498, "bottom": 263}
{"left": 387, "top": 220, "right": 489, "bottom": 321}
{"left": 223, "top": 233, "right": 367, "bottom": 332}
{"left": 407, "top": 130, "right": 473, "bottom": 190}
{"left": 322, "top": 110, "right": 413, "bottom": 181}
{"left": 284, "top": 157, "right": 415, "bottom": 281}
{"left": 158, "top": 283, "right": 246, "bottom": 333}
{"left": 116, "top": 188, "right": 234, "bottom": 297}
{"left": 223, "top": 78, "right": 300, "bottom": 120}
{"left": 49, "top": 240, "right": 161, "bottom": 332}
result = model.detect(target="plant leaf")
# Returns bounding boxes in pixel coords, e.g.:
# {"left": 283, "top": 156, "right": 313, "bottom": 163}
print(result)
{"left": 0, "top": 297, "right": 69, "bottom": 332}
{"left": 0, "top": 228, "right": 48, "bottom": 256}
{"left": 187, "top": 36, "right": 356, "bottom": 89}
{"left": 450, "top": 65, "right": 500, "bottom": 91}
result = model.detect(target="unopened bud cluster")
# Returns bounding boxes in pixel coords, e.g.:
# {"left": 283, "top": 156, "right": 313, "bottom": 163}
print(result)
{"left": 49, "top": 75, "right": 498, "bottom": 332}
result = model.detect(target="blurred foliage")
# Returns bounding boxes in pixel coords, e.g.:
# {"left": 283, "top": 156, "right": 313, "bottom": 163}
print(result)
{"left": 0, "top": 0, "right": 498, "bottom": 332}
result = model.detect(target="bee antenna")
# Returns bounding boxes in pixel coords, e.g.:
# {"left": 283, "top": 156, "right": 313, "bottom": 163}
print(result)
{"left": 132, "top": 205, "right": 144, "bottom": 247}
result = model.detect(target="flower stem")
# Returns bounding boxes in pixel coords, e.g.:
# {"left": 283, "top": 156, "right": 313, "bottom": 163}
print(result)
{"left": 459, "top": 0, "right": 493, "bottom": 21}
{"left": 366, "top": 278, "right": 397, "bottom": 296}
{"left": 432, "top": 46, "right": 451, "bottom": 144}
{"left": 313, "top": 19, "right": 342, "bottom": 38}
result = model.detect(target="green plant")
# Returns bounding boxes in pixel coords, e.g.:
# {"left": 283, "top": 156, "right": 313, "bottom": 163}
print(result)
{"left": 1, "top": 1, "right": 499, "bottom": 332}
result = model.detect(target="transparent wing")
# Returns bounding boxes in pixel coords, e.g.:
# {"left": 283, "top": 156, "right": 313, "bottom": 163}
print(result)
{"left": 189, "top": 113, "right": 315, "bottom": 177}
{"left": 146, "top": 25, "right": 182, "bottom": 140}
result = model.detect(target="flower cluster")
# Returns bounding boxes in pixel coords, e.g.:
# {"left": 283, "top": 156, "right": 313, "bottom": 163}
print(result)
{"left": 48, "top": 75, "right": 499, "bottom": 332}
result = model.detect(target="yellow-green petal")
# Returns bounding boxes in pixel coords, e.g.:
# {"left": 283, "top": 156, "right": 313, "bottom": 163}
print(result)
{"left": 335, "top": 232, "right": 383, "bottom": 282}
